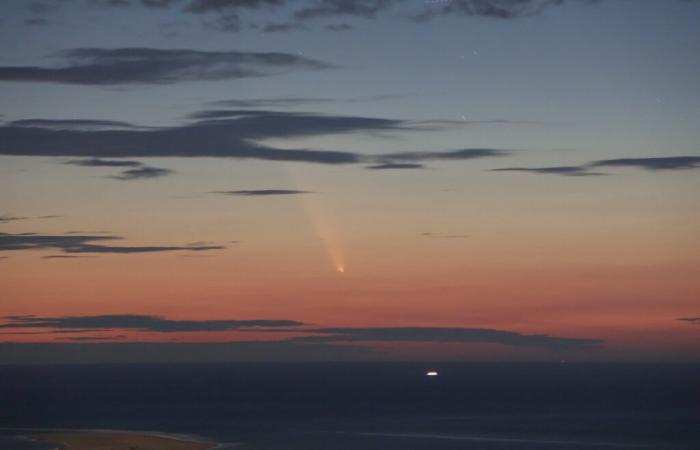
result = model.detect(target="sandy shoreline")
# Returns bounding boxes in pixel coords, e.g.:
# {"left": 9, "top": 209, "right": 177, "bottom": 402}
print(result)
{"left": 29, "top": 431, "right": 217, "bottom": 450}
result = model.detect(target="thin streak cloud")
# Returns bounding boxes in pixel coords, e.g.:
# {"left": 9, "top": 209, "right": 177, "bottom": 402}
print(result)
{"left": 0, "top": 48, "right": 332, "bottom": 85}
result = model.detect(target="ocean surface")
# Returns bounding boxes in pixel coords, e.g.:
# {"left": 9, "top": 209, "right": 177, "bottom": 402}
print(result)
{"left": 1, "top": 363, "right": 698, "bottom": 450}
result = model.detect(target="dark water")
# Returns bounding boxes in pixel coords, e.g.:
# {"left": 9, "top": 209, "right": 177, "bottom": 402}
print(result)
{"left": 1, "top": 363, "right": 698, "bottom": 449}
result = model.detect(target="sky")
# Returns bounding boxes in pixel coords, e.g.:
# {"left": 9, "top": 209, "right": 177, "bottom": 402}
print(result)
{"left": 0, "top": 0, "right": 698, "bottom": 364}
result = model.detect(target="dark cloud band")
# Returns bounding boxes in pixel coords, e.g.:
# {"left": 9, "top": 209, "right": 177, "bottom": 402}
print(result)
{"left": 0, "top": 314, "right": 304, "bottom": 332}
{"left": 0, "top": 232, "right": 224, "bottom": 254}
{"left": 493, "top": 156, "right": 700, "bottom": 176}
{"left": 0, "top": 48, "right": 331, "bottom": 85}
{"left": 287, "top": 327, "right": 604, "bottom": 350}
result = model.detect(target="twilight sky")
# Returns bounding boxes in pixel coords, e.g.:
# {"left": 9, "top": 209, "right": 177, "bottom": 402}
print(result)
{"left": 1, "top": 0, "right": 698, "bottom": 364}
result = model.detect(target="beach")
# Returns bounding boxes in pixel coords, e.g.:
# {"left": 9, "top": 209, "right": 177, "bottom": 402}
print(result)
{"left": 30, "top": 431, "right": 216, "bottom": 450}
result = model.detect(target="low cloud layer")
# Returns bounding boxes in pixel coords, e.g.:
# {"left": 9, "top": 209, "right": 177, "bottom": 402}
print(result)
{"left": 211, "top": 189, "right": 312, "bottom": 196}
{"left": 0, "top": 110, "right": 514, "bottom": 168}
{"left": 590, "top": 157, "right": 700, "bottom": 171}
{"left": 384, "top": 148, "right": 510, "bottom": 162}
{"left": 0, "top": 232, "right": 224, "bottom": 254}
{"left": 109, "top": 166, "right": 174, "bottom": 180}
{"left": 10, "top": 119, "right": 139, "bottom": 130}
{"left": 0, "top": 215, "right": 61, "bottom": 223}
{"left": 0, "top": 314, "right": 606, "bottom": 362}
{"left": 493, "top": 156, "right": 700, "bottom": 177}
{"left": 289, "top": 327, "right": 603, "bottom": 350}
{"left": 65, "top": 158, "right": 142, "bottom": 167}
{"left": 491, "top": 166, "right": 605, "bottom": 177}
{"left": 0, "top": 314, "right": 304, "bottom": 332}
{"left": 0, "top": 48, "right": 331, "bottom": 85}
{"left": 677, "top": 317, "right": 700, "bottom": 325}
{"left": 209, "top": 94, "right": 407, "bottom": 108}
{"left": 366, "top": 162, "right": 425, "bottom": 170}
{"left": 64, "top": 157, "right": 173, "bottom": 180}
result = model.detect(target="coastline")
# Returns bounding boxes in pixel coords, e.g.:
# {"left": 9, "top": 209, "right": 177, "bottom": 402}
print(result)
{"left": 28, "top": 431, "right": 218, "bottom": 450}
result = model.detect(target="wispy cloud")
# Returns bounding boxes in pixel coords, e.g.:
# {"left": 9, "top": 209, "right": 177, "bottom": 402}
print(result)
{"left": 384, "top": 148, "right": 511, "bottom": 162}
{"left": 0, "top": 314, "right": 304, "bottom": 332}
{"left": 413, "top": 0, "right": 593, "bottom": 21}
{"left": 210, "top": 189, "right": 313, "bottom": 196}
{"left": 491, "top": 166, "right": 605, "bottom": 177}
{"left": 64, "top": 158, "right": 143, "bottom": 167}
{"left": 0, "top": 232, "right": 224, "bottom": 254}
{"left": 0, "top": 48, "right": 332, "bottom": 85}
{"left": 366, "top": 162, "right": 425, "bottom": 170}
{"left": 209, "top": 94, "right": 407, "bottom": 108}
{"left": 288, "top": 326, "right": 604, "bottom": 350}
{"left": 0, "top": 215, "right": 61, "bottom": 223}
{"left": 109, "top": 166, "right": 174, "bottom": 180}
{"left": 493, "top": 156, "right": 700, "bottom": 177}
{"left": 62, "top": 335, "right": 127, "bottom": 341}
{"left": 9, "top": 119, "right": 139, "bottom": 130}
{"left": 0, "top": 110, "right": 401, "bottom": 163}
{"left": 25, "top": 1, "right": 698, "bottom": 34}
{"left": 677, "top": 317, "right": 700, "bottom": 325}
{"left": 64, "top": 158, "right": 172, "bottom": 180}
{"left": 590, "top": 156, "right": 700, "bottom": 171}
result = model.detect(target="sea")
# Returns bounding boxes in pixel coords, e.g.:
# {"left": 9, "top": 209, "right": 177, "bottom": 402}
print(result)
{"left": 1, "top": 363, "right": 698, "bottom": 450}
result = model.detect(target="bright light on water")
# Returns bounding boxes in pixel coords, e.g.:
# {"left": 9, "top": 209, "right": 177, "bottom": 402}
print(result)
{"left": 426, "top": 371, "right": 439, "bottom": 376}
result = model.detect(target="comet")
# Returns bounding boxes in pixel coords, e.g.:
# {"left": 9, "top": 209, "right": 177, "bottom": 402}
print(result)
{"left": 287, "top": 165, "right": 346, "bottom": 275}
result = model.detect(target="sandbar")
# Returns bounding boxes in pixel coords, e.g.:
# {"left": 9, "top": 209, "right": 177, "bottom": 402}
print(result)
{"left": 30, "top": 431, "right": 216, "bottom": 450}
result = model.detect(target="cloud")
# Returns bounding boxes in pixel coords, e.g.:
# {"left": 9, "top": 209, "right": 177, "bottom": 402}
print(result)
{"left": 211, "top": 189, "right": 313, "bottom": 196}
{"left": 325, "top": 23, "right": 353, "bottom": 31}
{"left": 0, "top": 314, "right": 304, "bottom": 332}
{"left": 261, "top": 22, "right": 308, "bottom": 33}
{"left": 589, "top": 156, "right": 700, "bottom": 171}
{"left": 183, "top": 0, "right": 288, "bottom": 31}
{"left": 10, "top": 119, "right": 139, "bottom": 130}
{"left": 37, "top": 1, "right": 698, "bottom": 35}
{"left": 413, "top": 0, "right": 600, "bottom": 21}
{"left": 677, "top": 317, "right": 700, "bottom": 325}
{"left": 209, "top": 93, "right": 407, "bottom": 108}
{"left": 64, "top": 158, "right": 142, "bottom": 167}
{"left": 289, "top": 327, "right": 604, "bottom": 350}
{"left": 491, "top": 166, "right": 605, "bottom": 176}
{"left": 0, "top": 109, "right": 518, "bottom": 167}
{"left": 0, "top": 216, "right": 28, "bottom": 223}
{"left": 209, "top": 97, "right": 336, "bottom": 108}
{"left": 0, "top": 232, "right": 225, "bottom": 254}
{"left": 64, "top": 157, "right": 172, "bottom": 180}
{"left": 0, "top": 48, "right": 332, "bottom": 85}
{"left": 62, "top": 335, "right": 127, "bottom": 341}
{"left": 366, "top": 162, "right": 425, "bottom": 170}
{"left": 0, "top": 110, "right": 401, "bottom": 163}
{"left": 384, "top": 148, "right": 511, "bottom": 161}
{"left": 294, "top": 0, "right": 397, "bottom": 20}
{"left": 493, "top": 156, "right": 700, "bottom": 177}
{"left": 110, "top": 166, "right": 174, "bottom": 180}
{"left": 0, "top": 215, "right": 61, "bottom": 223}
